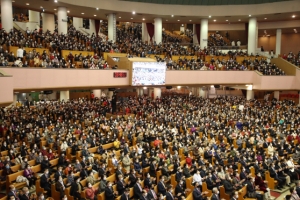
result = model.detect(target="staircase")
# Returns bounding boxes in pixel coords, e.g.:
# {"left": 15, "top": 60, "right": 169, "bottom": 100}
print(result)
{"left": 13, "top": 22, "right": 26, "bottom": 35}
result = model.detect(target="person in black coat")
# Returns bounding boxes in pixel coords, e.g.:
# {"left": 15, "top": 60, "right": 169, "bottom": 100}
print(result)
{"left": 40, "top": 169, "right": 52, "bottom": 197}
{"left": 157, "top": 176, "right": 167, "bottom": 196}
{"left": 129, "top": 169, "right": 138, "bottom": 188}
{"left": 149, "top": 160, "right": 158, "bottom": 177}
{"left": 193, "top": 182, "right": 207, "bottom": 200}
{"left": 41, "top": 156, "right": 52, "bottom": 173}
{"left": 175, "top": 180, "right": 186, "bottom": 198}
{"left": 70, "top": 177, "right": 82, "bottom": 200}
{"left": 105, "top": 182, "right": 117, "bottom": 200}
{"left": 116, "top": 175, "right": 129, "bottom": 195}
{"left": 144, "top": 173, "right": 154, "bottom": 189}
{"left": 120, "top": 188, "right": 130, "bottom": 200}
{"left": 133, "top": 179, "right": 144, "bottom": 199}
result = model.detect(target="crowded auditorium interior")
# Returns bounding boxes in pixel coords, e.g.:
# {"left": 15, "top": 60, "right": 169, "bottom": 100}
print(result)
{"left": 0, "top": 0, "right": 300, "bottom": 200}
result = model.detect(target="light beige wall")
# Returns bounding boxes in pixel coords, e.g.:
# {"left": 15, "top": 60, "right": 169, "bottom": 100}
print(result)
{"left": 0, "top": 76, "right": 14, "bottom": 106}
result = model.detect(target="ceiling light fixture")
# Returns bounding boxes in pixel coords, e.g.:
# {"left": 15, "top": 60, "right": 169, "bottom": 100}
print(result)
{"left": 81, "top": 13, "right": 84, "bottom": 14}
{"left": 142, "top": 18, "right": 145, "bottom": 20}
{"left": 189, "top": 20, "right": 192, "bottom": 21}
{"left": 294, "top": 29, "right": 298, "bottom": 33}
{"left": 292, "top": 15, "right": 296, "bottom": 18}
{"left": 119, "top": 17, "right": 121, "bottom": 18}
{"left": 132, "top": 11, "right": 135, "bottom": 14}
{"left": 249, "top": 15, "right": 251, "bottom": 17}
{"left": 171, "top": 15, "right": 174, "bottom": 17}
{"left": 177, "top": 20, "right": 180, "bottom": 21}
{"left": 26, "top": 3, "right": 29, "bottom": 5}
{"left": 209, "top": 16, "right": 211, "bottom": 18}
{"left": 54, "top": 9, "right": 57, "bottom": 10}
{"left": 94, "top": 15, "right": 97, "bottom": 17}
{"left": 264, "top": 18, "right": 267, "bottom": 19}
{"left": 238, "top": 19, "right": 241, "bottom": 21}
{"left": 166, "top": 19, "right": 168, "bottom": 21}
{"left": 96, "top": 8, "right": 99, "bottom": 10}
{"left": 213, "top": 19, "right": 216, "bottom": 22}
{"left": 67, "top": 11, "right": 70, "bottom": 13}
{"left": 226, "top": 19, "right": 228, "bottom": 21}
{"left": 131, "top": 18, "right": 133, "bottom": 19}
{"left": 54, "top": 0, "right": 58, "bottom": 2}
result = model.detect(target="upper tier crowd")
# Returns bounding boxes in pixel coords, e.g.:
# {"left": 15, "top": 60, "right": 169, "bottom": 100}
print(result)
{"left": 0, "top": 24, "right": 287, "bottom": 74}
{"left": 282, "top": 52, "right": 300, "bottom": 67}
{"left": 1, "top": 95, "right": 300, "bottom": 200}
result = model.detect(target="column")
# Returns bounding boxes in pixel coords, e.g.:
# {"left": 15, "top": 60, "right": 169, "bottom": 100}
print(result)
{"left": 42, "top": 13, "right": 55, "bottom": 33}
{"left": 199, "top": 87, "right": 207, "bottom": 98}
{"left": 29, "top": 10, "right": 40, "bottom": 24}
{"left": 60, "top": 90, "right": 69, "bottom": 101}
{"left": 246, "top": 90, "right": 254, "bottom": 100}
{"left": 200, "top": 19, "right": 208, "bottom": 49}
{"left": 140, "top": 88, "right": 144, "bottom": 96}
{"left": 247, "top": 18, "right": 257, "bottom": 55}
{"left": 274, "top": 91, "right": 280, "bottom": 100}
{"left": 1, "top": 0, "right": 13, "bottom": 32}
{"left": 154, "top": 18, "right": 162, "bottom": 44}
{"left": 142, "top": 22, "right": 148, "bottom": 43}
{"left": 92, "top": 89, "right": 101, "bottom": 98}
{"left": 89, "top": 19, "right": 96, "bottom": 35}
{"left": 108, "top": 13, "right": 116, "bottom": 42}
{"left": 57, "top": 7, "right": 68, "bottom": 34}
{"left": 108, "top": 91, "right": 114, "bottom": 100}
{"left": 73, "top": 17, "right": 83, "bottom": 30}
{"left": 276, "top": 29, "right": 282, "bottom": 57}
{"left": 154, "top": 88, "right": 161, "bottom": 98}
{"left": 193, "top": 24, "right": 198, "bottom": 45}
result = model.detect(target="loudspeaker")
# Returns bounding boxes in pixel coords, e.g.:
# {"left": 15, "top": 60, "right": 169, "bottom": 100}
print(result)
{"left": 166, "top": 86, "right": 173, "bottom": 89}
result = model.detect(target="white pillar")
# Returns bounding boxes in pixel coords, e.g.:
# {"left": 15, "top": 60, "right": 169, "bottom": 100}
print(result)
{"left": 92, "top": 90, "right": 101, "bottom": 98}
{"left": 274, "top": 91, "right": 280, "bottom": 100}
{"left": 108, "top": 91, "right": 114, "bottom": 100}
{"left": 140, "top": 88, "right": 144, "bottom": 96}
{"left": 193, "top": 24, "right": 199, "bottom": 45}
{"left": 154, "top": 18, "right": 162, "bottom": 44}
{"left": 199, "top": 88, "right": 207, "bottom": 98}
{"left": 1, "top": 0, "right": 13, "bottom": 32}
{"left": 200, "top": 19, "right": 208, "bottom": 49}
{"left": 60, "top": 90, "right": 70, "bottom": 101}
{"left": 89, "top": 19, "right": 96, "bottom": 35}
{"left": 248, "top": 18, "right": 257, "bottom": 55}
{"left": 246, "top": 90, "right": 254, "bottom": 100}
{"left": 108, "top": 13, "right": 116, "bottom": 42}
{"left": 154, "top": 88, "right": 161, "bottom": 98}
{"left": 29, "top": 10, "right": 40, "bottom": 24}
{"left": 276, "top": 29, "right": 282, "bottom": 57}
{"left": 42, "top": 13, "right": 55, "bottom": 33}
{"left": 57, "top": 7, "right": 68, "bottom": 34}
{"left": 142, "top": 23, "right": 148, "bottom": 43}
{"left": 73, "top": 17, "right": 83, "bottom": 30}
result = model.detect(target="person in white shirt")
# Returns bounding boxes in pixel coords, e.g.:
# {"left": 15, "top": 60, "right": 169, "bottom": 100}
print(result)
{"left": 237, "top": 40, "right": 241, "bottom": 46}
{"left": 17, "top": 47, "right": 24, "bottom": 59}
{"left": 231, "top": 40, "right": 235, "bottom": 46}
{"left": 286, "top": 157, "right": 300, "bottom": 180}
{"left": 193, "top": 170, "right": 202, "bottom": 185}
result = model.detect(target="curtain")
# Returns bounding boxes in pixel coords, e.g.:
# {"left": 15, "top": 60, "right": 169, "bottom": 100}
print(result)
{"left": 196, "top": 24, "right": 200, "bottom": 44}
{"left": 95, "top": 20, "right": 100, "bottom": 35}
{"left": 146, "top": 23, "right": 154, "bottom": 42}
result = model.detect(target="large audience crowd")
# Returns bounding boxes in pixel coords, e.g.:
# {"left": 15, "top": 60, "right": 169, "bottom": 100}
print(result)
{"left": 1, "top": 95, "right": 300, "bottom": 200}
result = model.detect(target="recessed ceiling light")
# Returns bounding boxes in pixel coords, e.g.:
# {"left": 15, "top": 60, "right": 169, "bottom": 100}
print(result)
{"left": 166, "top": 20, "right": 168, "bottom": 21}
{"left": 67, "top": 11, "right": 70, "bottom": 13}
{"left": 26, "top": 3, "right": 29, "bottom": 5}
{"left": 249, "top": 15, "right": 251, "bottom": 17}
{"left": 189, "top": 20, "right": 192, "bottom": 21}
{"left": 131, "top": 18, "right": 133, "bottom": 19}
{"left": 54, "top": 9, "right": 57, "bottom": 10}
{"left": 171, "top": 15, "right": 174, "bottom": 17}
{"left": 119, "top": 17, "right": 121, "bottom": 18}
{"left": 226, "top": 19, "right": 228, "bottom": 21}
{"left": 132, "top": 11, "right": 135, "bottom": 15}
{"left": 213, "top": 19, "right": 216, "bottom": 22}
{"left": 292, "top": 15, "right": 296, "bottom": 18}
{"left": 94, "top": 15, "right": 97, "bottom": 17}
{"left": 177, "top": 20, "right": 180, "bottom": 21}
{"left": 264, "top": 18, "right": 267, "bottom": 19}
{"left": 238, "top": 19, "right": 241, "bottom": 21}
{"left": 209, "top": 16, "right": 211, "bottom": 18}
{"left": 142, "top": 18, "right": 145, "bottom": 20}
{"left": 81, "top": 13, "right": 84, "bottom": 14}
{"left": 96, "top": 8, "right": 99, "bottom": 10}
{"left": 31, "top": 91, "right": 35, "bottom": 92}
{"left": 40, "top": 6, "right": 43, "bottom": 8}
{"left": 54, "top": 0, "right": 58, "bottom": 2}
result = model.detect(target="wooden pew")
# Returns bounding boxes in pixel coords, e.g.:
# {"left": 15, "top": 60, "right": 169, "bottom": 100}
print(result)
{"left": 238, "top": 185, "right": 256, "bottom": 200}
{"left": 220, "top": 185, "right": 230, "bottom": 200}
{"left": 202, "top": 182, "right": 212, "bottom": 198}
{"left": 264, "top": 171, "right": 278, "bottom": 189}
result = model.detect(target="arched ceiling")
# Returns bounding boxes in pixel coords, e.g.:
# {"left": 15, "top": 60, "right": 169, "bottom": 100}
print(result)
{"left": 120, "top": 0, "right": 292, "bottom": 5}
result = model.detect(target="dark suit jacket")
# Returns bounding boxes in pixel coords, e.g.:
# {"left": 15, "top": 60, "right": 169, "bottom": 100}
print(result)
{"left": 19, "top": 193, "right": 30, "bottom": 200}
{"left": 133, "top": 183, "right": 143, "bottom": 199}
{"left": 55, "top": 181, "right": 65, "bottom": 198}
{"left": 193, "top": 188, "right": 203, "bottom": 200}
{"left": 105, "top": 187, "right": 115, "bottom": 200}
{"left": 269, "top": 168, "right": 278, "bottom": 178}
{"left": 157, "top": 181, "right": 166, "bottom": 195}
{"left": 296, "top": 186, "right": 300, "bottom": 197}
{"left": 120, "top": 193, "right": 130, "bottom": 200}
{"left": 246, "top": 181, "right": 256, "bottom": 193}
{"left": 8, "top": 190, "right": 19, "bottom": 199}
{"left": 211, "top": 194, "right": 220, "bottom": 200}
{"left": 129, "top": 174, "right": 138, "bottom": 187}
{"left": 206, "top": 178, "right": 215, "bottom": 190}
{"left": 40, "top": 174, "right": 50, "bottom": 189}
{"left": 223, "top": 180, "right": 234, "bottom": 193}
{"left": 117, "top": 180, "right": 126, "bottom": 194}
{"left": 147, "top": 189, "right": 158, "bottom": 199}
{"left": 70, "top": 182, "right": 83, "bottom": 196}
{"left": 166, "top": 192, "right": 174, "bottom": 200}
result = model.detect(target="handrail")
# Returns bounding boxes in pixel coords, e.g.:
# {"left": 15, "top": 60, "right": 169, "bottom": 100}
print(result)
{"left": 79, "top": 27, "right": 90, "bottom": 36}
{"left": 13, "top": 22, "right": 26, "bottom": 35}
